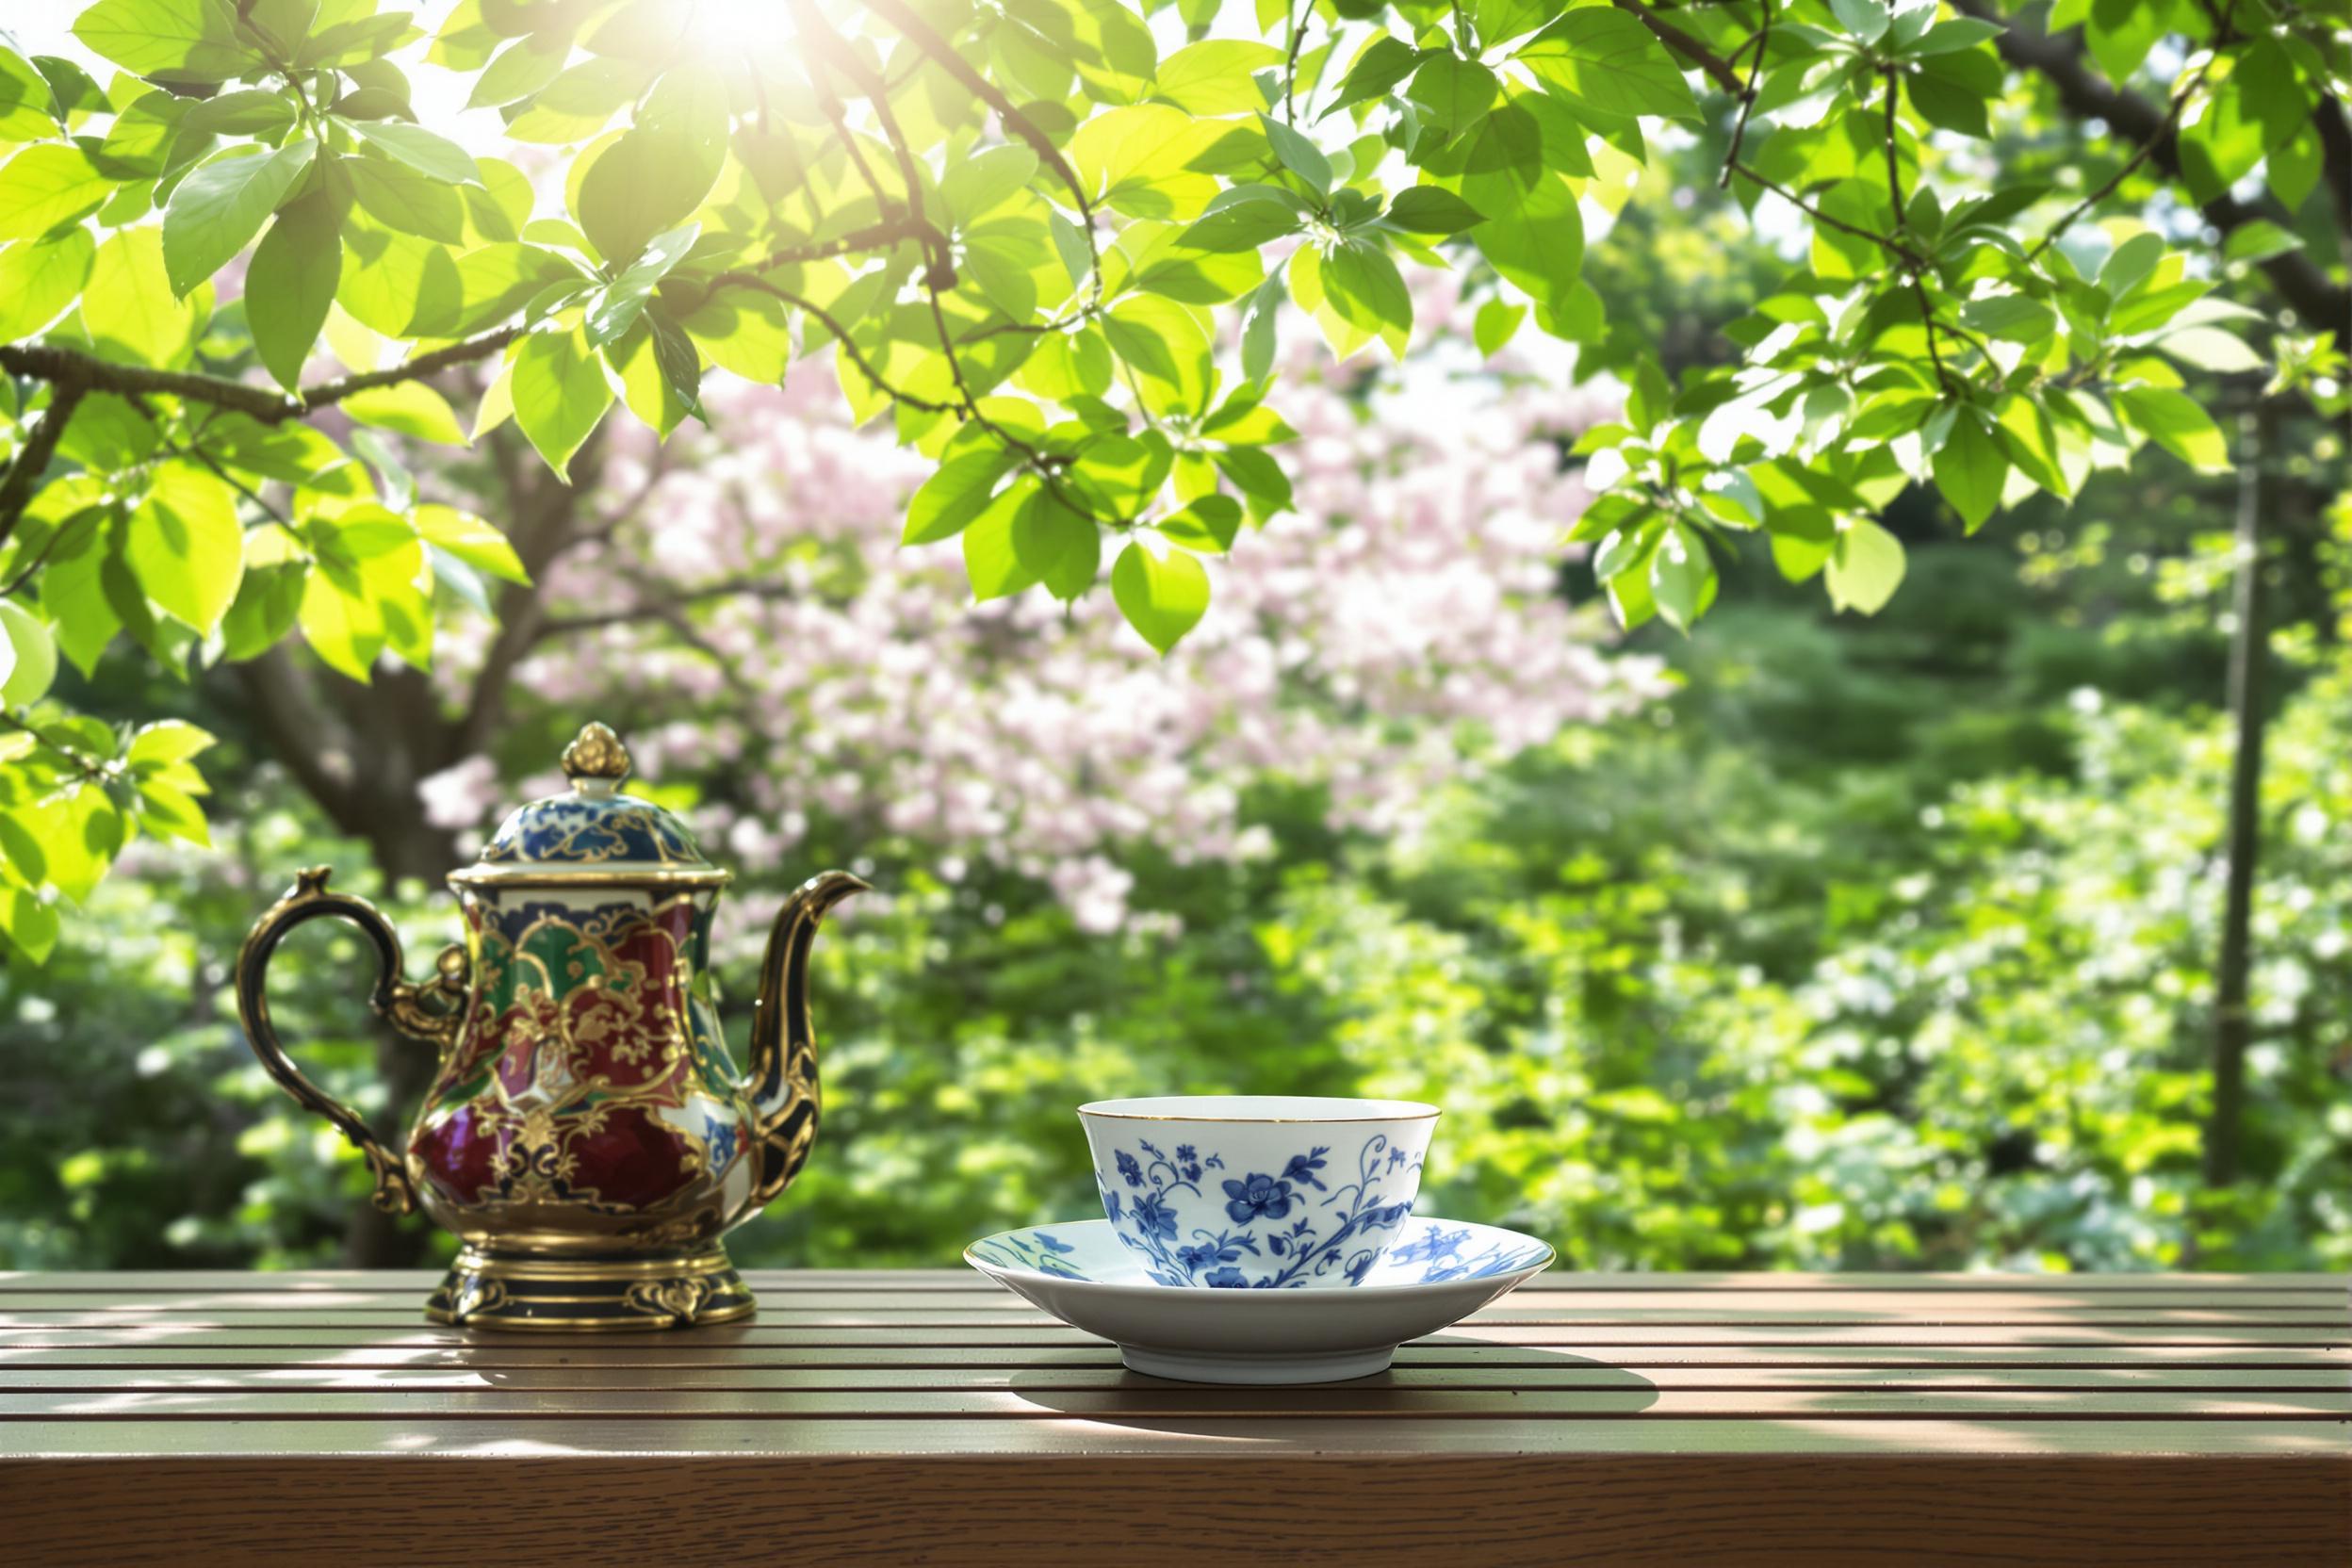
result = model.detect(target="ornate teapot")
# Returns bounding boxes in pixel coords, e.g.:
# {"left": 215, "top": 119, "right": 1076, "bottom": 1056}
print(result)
{"left": 234, "top": 722, "right": 865, "bottom": 1331}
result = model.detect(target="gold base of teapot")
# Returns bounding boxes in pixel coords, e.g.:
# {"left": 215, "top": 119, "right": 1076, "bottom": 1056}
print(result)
{"left": 423, "top": 1243, "right": 758, "bottom": 1331}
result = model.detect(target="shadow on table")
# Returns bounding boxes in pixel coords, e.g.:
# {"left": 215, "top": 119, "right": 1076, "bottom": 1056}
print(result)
{"left": 1002, "top": 1338, "right": 1661, "bottom": 1430}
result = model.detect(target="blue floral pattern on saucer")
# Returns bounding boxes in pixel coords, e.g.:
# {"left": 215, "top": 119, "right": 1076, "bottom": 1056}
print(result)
{"left": 969, "top": 1216, "right": 1551, "bottom": 1290}
{"left": 965, "top": 1216, "right": 1554, "bottom": 1383}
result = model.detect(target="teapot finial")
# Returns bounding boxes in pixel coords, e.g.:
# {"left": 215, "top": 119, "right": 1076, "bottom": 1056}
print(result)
{"left": 561, "top": 722, "right": 631, "bottom": 793}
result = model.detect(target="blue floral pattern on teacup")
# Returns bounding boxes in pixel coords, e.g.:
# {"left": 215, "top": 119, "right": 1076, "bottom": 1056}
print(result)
{"left": 1098, "top": 1133, "right": 1422, "bottom": 1288}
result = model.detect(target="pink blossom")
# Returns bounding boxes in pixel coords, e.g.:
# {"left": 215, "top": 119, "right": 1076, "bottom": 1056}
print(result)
{"left": 433, "top": 283, "right": 1661, "bottom": 930}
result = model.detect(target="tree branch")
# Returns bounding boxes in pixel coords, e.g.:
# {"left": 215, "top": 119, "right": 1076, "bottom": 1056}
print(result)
{"left": 1615, "top": 0, "right": 1745, "bottom": 94}
{"left": 293, "top": 327, "right": 525, "bottom": 412}
{"left": 1730, "top": 163, "right": 1933, "bottom": 270}
{"left": 796, "top": 2, "right": 956, "bottom": 288}
{"left": 708, "top": 271, "right": 961, "bottom": 416}
{"left": 1719, "top": 0, "right": 1772, "bottom": 188}
{"left": 0, "top": 379, "right": 87, "bottom": 547}
{"left": 534, "top": 578, "right": 802, "bottom": 640}
{"left": 863, "top": 0, "right": 1093, "bottom": 220}
{"left": 756, "top": 214, "right": 949, "bottom": 273}
{"left": 2027, "top": 45, "right": 2215, "bottom": 259}
{"left": 1, "top": 326, "right": 522, "bottom": 429}
{"left": 1952, "top": 0, "right": 2347, "bottom": 327}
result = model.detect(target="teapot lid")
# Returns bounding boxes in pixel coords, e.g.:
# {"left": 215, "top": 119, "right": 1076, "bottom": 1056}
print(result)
{"left": 447, "top": 723, "right": 728, "bottom": 890}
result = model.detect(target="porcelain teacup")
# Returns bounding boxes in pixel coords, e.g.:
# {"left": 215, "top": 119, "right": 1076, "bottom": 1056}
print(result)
{"left": 1076, "top": 1095, "right": 1440, "bottom": 1288}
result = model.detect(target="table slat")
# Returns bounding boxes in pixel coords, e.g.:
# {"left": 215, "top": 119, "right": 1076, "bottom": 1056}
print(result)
{"left": 0, "top": 1266, "right": 2340, "bottom": 1567}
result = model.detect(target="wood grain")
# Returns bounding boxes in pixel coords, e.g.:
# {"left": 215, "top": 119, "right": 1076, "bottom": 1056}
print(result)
{"left": 0, "top": 1455, "right": 2345, "bottom": 1566}
{"left": 0, "top": 1267, "right": 2342, "bottom": 1567}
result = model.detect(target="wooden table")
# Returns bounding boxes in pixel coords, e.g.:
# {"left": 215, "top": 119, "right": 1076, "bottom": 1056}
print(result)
{"left": 0, "top": 1269, "right": 2344, "bottom": 1565}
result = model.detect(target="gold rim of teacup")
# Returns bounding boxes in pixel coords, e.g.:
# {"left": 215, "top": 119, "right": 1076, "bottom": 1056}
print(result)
{"left": 1076, "top": 1099, "right": 1442, "bottom": 1123}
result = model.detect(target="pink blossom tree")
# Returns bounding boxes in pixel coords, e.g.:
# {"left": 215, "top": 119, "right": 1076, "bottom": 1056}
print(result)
{"left": 419, "top": 279, "right": 1660, "bottom": 935}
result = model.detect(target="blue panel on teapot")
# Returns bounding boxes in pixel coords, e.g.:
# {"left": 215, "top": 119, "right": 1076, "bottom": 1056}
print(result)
{"left": 478, "top": 793, "right": 709, "bottom": 868}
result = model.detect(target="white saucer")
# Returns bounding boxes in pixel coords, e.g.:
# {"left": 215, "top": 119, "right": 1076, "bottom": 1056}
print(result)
{"left": 964, "top": 1216, "right": 1554, "bottom": 1383}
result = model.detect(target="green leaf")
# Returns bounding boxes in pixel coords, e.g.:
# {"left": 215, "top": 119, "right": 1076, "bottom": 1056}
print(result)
{"left": 2099, "top": 232, "right": 2164, "bottom": 299}
{"left": 0, "top": 601, "right": 57, "bottom": 707}
{"left": 1070, "top": 105, "right": 1225, "bottom": 219}
{"left": 1955, "top": 292, "right": 2054, "bottom": 343}
{"left": 124, "top": 717, "right": 215, "bottom": 768}
{"left": 302, "top": 502, "right": 430, "bottom": 676}
{"left": 961, "top": 480, "right": 1039, "bottom": 600}
{"left": 343, "top": 382, "right": 468, "bottom": 445}
{"left": 72, "top": 0, "right": 252, "bottom": 80}
{"left": 1111, "top": 540, "right": 1210, "bottom": 653}
{"left": 0, "top": 46, "right": 62, "bottom": 143}
{"left": 126, "top": 461, "right": 243, "bottom": 632}
{"left": 1315, "top": 238, "right": 1413, "bottom": 359}
{"left": 349, "top": 120, "right": 481, "bottom": 186}
{"left": 1649, "top": 523, "right": 1714, "bottom": 630}
{"left": 2116, "top": 385, "right": 2230, "bottom": 474}
{"left": 180, "top": 88, "right": 296, "bottom": 138}
{"left": 87, "top": 226, "right": 203, "bottom": 368}
{"left": 512, "top": 325, "right": 615, "bottom": 481}
{"left": 1325, "top": 37, "right": 1422, "bottom": 116}
{"left": 1157, "top": 494, "right": 1244, "bottom": 554}
{"left": 29, "top": 55, "right": 106, "bottom": 120}
{"left": 1827, "top": 0, "right": 1892, "bottom": 45}
{"left": 1906, "top": 18, "right": 2001, "bottom": 56}
{"left": 468, "top": 35, "right": 569, "bottom": 109}
{"left": 1180, "top": 194, "right": 1304, "bottom": 253}
{"left": 0, "top": 143, "right": 109, "bottom": 241}
{"left": 1474, "top": 298, "right": 1524, "bottom": 356}
{"left": 1906, "top": 67, "right": 1991, "bottom": 139}
{"left": 1014, "top": 488, "right": 1101, "bottom": 601}
{"left": 162, "top": 139, "right": 317, "bottom": 297}
{"left": 0, "top": 887, "right": 60, "bottom": 964}
{"left": 1214, "top": 445, "right": 1292, "bottom": 516}
{"left": 0, "top": 230, "right": 95, "bottom": 341}
{"left": 23, "top": 780, "right": 126, "bottom": 904}
{"left": 414, "top": 504, "right": 527, "bottom": 584}
{"left": 1240, "top": 272, "right": 1283, "bottom": 385}
{"left": 645, "top": 310, "right": 706, "bottom": 424}
{"left": 905, "top": 449, "right": 1023, "bottom": 545}
{"left": 942, "top": 146, "right": 1039, "bottom": 228}
{"left": 1259, "top": 112, "right": 1331, "bottom": 196}
{"left": 576, "top": 65, "right": 727, "bottom": 264}
{"left": 1152, "top": 41, "right": 1282, "bottom": 114}
{"left": 1455, "top": 109, "right": 1584, "bottom": 315}
{"left": 2221, "top": 220, "right": 2300, "bottom": 265}
{"left": 2152, "top": 326, "right": 2263, "bottom": 375}
{"left": 584, "top": 221, "right": 698, "bottom": 348}
{"left": 681, "top": 285, "right": 791, "bottom": 384}
{"left": 1104, "top": 294, "right": 1213, "bottom": 415}
{"left": 245, "top": 188, "right": 343, "bottom": 392}
{"left": 220, "top": 539, "right": 307, "bottom": 662}
{"left": 1387, "top": 185, "right": 1486, "bottom": 235}
{"left": 345, "top": 153, "right": 466, "bottom": 243}
{"left": 1931, "top": 412, "right": 2007, "bottom": 532}
{"left": 1476, "top": 0, "right": 1557, "bottom": 47}
{"left": 1517, "top": 9, "right": 1699, "bottom": 122}
{"left": 1825, "top": 518, "right": 1905, "bottom": 613}
{"left": 2266, "top": 123, "right": 2321, "bottom": 210}
{"left": 1406, "top": 54, "right": 1499, "bottom": 139}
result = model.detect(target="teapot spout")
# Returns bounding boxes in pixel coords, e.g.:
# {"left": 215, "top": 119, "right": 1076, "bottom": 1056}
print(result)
{"left": 744, "top": 869, "right": 869, "bottom": 1209}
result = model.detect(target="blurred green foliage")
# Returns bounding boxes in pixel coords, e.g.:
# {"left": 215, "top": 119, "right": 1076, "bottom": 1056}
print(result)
{"left": 8, "top": 473, "right": 2345, "bottom": 1275}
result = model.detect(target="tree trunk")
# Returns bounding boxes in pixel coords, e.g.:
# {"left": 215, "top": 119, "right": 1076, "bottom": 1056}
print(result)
{"left": 2206, "top": 404, "right": 2273, "bottom": 1189}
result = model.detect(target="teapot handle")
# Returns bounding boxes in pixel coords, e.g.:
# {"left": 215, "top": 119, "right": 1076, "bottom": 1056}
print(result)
{"left": 233, "top": 866, "right": 470, "bottom": 1217}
